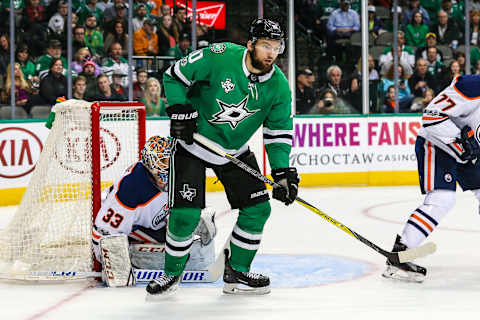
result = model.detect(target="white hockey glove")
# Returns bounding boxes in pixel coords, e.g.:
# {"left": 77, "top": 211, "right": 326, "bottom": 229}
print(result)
{"left": 194, "top": 207, "right": 217, "bottom": 246}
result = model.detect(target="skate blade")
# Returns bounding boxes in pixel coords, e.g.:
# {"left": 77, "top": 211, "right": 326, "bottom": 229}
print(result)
{"left": 145, "top": 286, "right": 179, "bottom": 302}
{"left": 223, "top": 283, "right": 271, "bottom": 295}
{"left": 382, "top": 266, "right": 425, "bottom": 283}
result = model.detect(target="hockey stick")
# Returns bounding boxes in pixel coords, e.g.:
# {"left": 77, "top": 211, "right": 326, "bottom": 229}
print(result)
{"left": 192, "top": 133, "right": 437, "bottom": 264}
{"left": 0, "top": 269, "right": 217, "bottom": 283}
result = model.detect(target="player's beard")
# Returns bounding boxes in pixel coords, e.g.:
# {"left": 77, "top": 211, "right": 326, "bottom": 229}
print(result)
{"left": 248, "top": 48, "right": 274, "bottom": 75}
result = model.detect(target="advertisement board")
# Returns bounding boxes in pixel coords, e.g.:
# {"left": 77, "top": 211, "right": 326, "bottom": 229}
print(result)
{"left": 0, "top": 115, "right": 422, "bottom": 205}
{"left": 165, "top": 0, "right": 226, "bottom": 29}
{"left": 290, "top": 116, "right": 420, "bottom": 186}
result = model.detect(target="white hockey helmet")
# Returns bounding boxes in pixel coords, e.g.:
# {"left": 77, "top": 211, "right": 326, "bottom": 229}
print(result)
{"left": 141, "top": 136, "right": 172, "bottom": 188}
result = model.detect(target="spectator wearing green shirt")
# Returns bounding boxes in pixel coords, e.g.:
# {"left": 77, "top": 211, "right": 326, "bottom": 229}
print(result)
{"left": 133, "top": 0, "right": 153, "bottom": 18}
{"left": 425, "top": 46, "right": 445, "bottom": 77}
{"left": 440, "top": 0, "right": 464, "bottom": 25}
{"left": 315, "top": 0, "right": 339, "bottom": 19}
{"left": 406, "top": 10, "right": 430, "bottom": 47}
{"left": 1, "top": 0, "right": 24, "bottom": 27}
{"left": 35, "top": 39, "right": 68, "bottom": 78}
{"left": 16, "top": 43, "right": 38, "bottom": 86}
{"left": 102, "top": 42, "right": 130, "bottom": 87}
{"left": 77, "top": 0, "right": 104, "bottom": 27}
{"left": 84, "top": 14, "right": 104, "bottom": 60}
{"left": 420, "top": 0, "right": 441, "bottom": 24}
{"left": 140, "top": 77, "right": 166, "bottom": 116}
{"left": 166, "top": 32, "right": 192, "bottom": 61}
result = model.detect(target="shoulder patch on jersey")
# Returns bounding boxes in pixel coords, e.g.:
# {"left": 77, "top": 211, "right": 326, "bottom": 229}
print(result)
{"left": 180, "top": 57, "right": 188, "bottom": 66}
{"left": 116, "top": 163, "right": 161, "bottom": 209}
{"left": 454, "top": 75, "right": 480, "bottom": 99}
{"left": 210, "top": 43, "right": 226, "bottom": 54}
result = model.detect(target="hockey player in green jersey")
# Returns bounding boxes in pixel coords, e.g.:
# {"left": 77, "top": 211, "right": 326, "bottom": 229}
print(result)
{"left": 146, "top": 18, "right": 299, "bottom": 297}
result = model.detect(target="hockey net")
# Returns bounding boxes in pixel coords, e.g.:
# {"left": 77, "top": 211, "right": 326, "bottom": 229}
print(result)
{"left": 0, "top": 100, "right": 146, "bottom": 280}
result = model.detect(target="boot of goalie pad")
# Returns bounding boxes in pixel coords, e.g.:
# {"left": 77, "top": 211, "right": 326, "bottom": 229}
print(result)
{"left": 382, "top": 235, "right": 427, "bottom": 283}
{"left": 223, "top": 249, "right": 270, "bottom": 295}
{"left": 100, "top": 234, "right": 136, "bottom": 287}
{"left": 130, "top": 238, "right": 215, "bottom": 270}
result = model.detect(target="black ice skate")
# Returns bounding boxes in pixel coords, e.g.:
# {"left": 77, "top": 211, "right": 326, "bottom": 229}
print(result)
{"left": 145, "top": 273, "right": 181, "bottom": 300}
{"left": 382, "top": 235, "right": 427, "bottom": 283}
{"left": 223, "top": 249, "right": 270, "bottom": 295}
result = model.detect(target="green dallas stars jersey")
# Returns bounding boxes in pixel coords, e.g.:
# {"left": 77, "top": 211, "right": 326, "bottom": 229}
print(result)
{"left": 163, "top": 42, "right": 293, "bottom": 170}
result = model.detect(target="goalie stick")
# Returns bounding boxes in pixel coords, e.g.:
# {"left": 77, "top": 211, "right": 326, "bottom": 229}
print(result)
{"left": 0, "top": 238, "right": 230, "bottom": 282}
{"left": 192, "top": 133, "right": 437, "bottom": 264}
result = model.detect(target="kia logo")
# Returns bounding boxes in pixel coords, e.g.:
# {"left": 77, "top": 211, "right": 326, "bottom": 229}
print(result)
{"left": 55, "top": 127, "right": 121, "bottom": 174}
{"left": 0, "top": 127, "right": 43, "bottom": 178}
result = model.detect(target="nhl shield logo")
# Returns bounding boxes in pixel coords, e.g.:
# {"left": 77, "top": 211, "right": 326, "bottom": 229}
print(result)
{"left": 210, "top": 43, "right": 226, "bottom": 54}
{"left": 444, "top": 173, "right": 452, "bottom": 183}
{"left": 221, "top": 78, "right": 235, "bottom": 93}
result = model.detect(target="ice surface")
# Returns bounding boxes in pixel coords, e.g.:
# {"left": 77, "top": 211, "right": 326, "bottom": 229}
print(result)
{"left": 1, "top": 186, "right": 479, "bottom": 319}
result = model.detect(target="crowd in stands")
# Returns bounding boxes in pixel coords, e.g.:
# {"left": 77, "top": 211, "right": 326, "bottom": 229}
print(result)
{"left": 1, "top": 0, "right": 478, "bottom": 117}
{"left": 0, "top": 0, "right": 213, "bottom": 117}
{"left": 295, "top": 0, "right": 480, "bottom": 114}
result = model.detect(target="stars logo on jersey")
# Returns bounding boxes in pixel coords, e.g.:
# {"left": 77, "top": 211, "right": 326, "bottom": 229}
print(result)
{"left": 210, "top": 43, "right": 226, "bottom": 53}
{"left": 209, "top": 96, "right": 259, "bottom": 129}
{"left": 179, "top": 184, "right": 197, "bottom": 201}
{"left": 221, "top": 78, "right": 235, "bottom": 93}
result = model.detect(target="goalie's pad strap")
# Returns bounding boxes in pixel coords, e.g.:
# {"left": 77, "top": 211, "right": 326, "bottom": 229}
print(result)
{"left": 100, "top": 234, "right": 136, "bottom": 287}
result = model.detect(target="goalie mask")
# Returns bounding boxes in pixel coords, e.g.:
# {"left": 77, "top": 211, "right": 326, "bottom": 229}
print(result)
{"left": 249, "top": 18, "right": 285, "bottom": 54}
{"left": 141, "top": 136, "right": 172, "bottom": 188}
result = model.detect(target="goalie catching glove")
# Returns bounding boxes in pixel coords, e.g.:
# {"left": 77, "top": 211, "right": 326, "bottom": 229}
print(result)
{"left": 452, "top": 125, "right": 480, "bottom": 162}
{"left": 271, "top": 167, "right": 300, "bottom": 205}
{"left": 166, "top": 104, "right": 198, "bottom": 145}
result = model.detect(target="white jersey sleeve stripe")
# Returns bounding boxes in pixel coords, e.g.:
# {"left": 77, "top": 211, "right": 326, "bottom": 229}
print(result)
{"left": 173, "top": 62, "right": 192, "bottom": 87}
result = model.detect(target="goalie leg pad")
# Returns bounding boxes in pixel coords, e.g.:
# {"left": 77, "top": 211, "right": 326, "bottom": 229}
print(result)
{"left": 130, "top": 239, "right": 215, "bottom": 270}
{"left": 100, "top": 234, "right": 136, "bottom": 287}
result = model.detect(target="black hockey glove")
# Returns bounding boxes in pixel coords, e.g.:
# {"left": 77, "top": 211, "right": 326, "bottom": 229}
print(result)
{"left": 455, "top": 125, "right": 480, "bottom": 162}
{"left": 166, "top": 104, "right": 198, "bottom": 145}
{"left": 271, "top": 167, "right": 300, "bottom": 206}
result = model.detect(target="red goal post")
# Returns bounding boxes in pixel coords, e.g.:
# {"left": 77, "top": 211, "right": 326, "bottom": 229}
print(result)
{"left": 90, "top": 102, "right": 146, "bottom": 221}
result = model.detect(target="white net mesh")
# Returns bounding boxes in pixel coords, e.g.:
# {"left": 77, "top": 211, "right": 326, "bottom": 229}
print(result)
{"left": 0, "top": 100, "right": 144, "bottom": 280}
